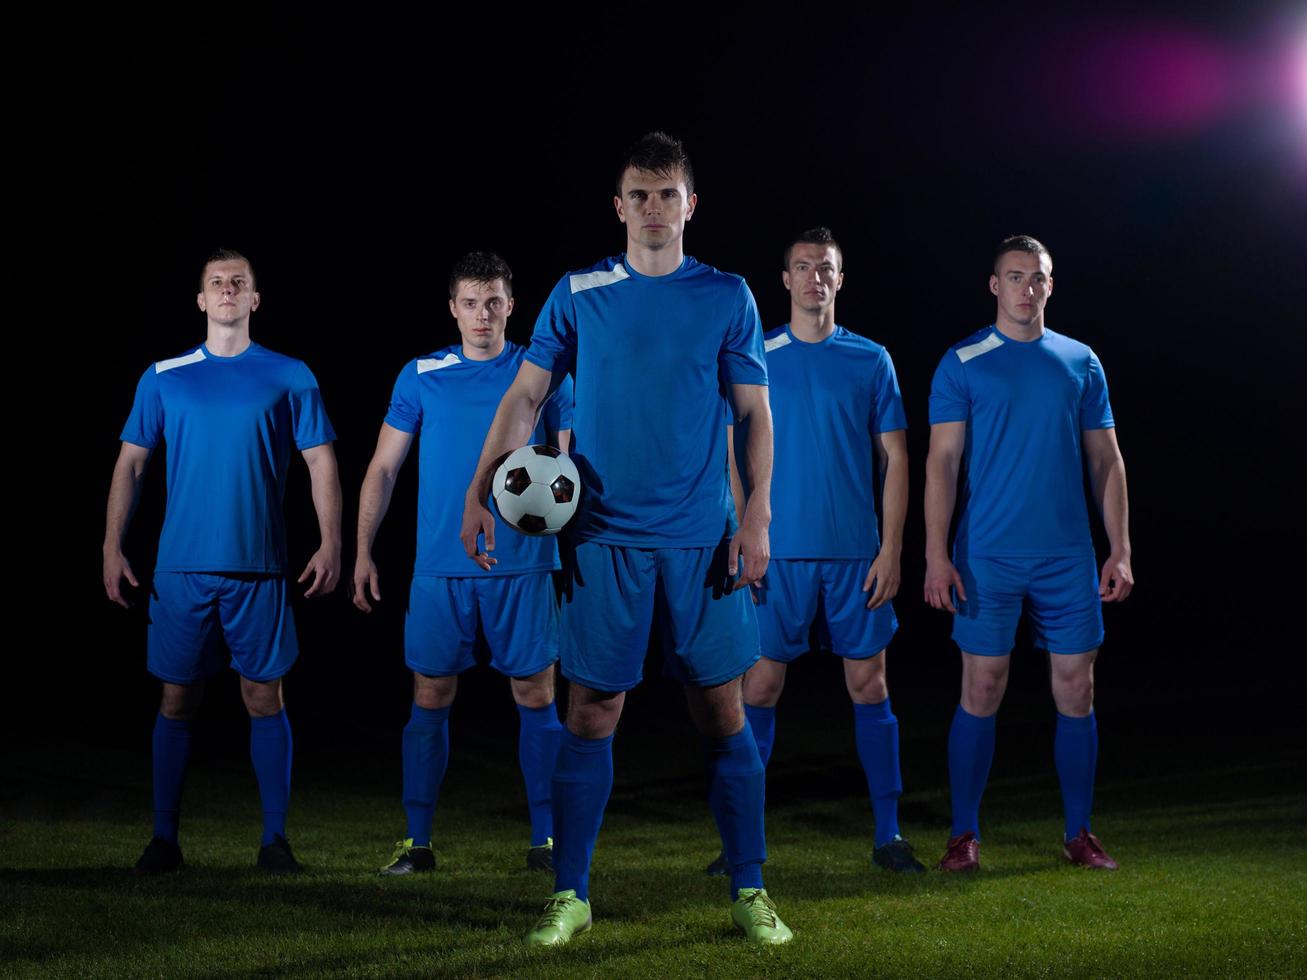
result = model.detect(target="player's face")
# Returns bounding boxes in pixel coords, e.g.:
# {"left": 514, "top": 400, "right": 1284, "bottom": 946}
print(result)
{"left": 196, "top": 260, "right": 259, "bottom": 325}
{"left": 449, "top": 278, "right": 513, "bottom": 354}
{"left": 613, "top": 167, "right": 697, "bottom": 251}
{"left": 782, "top": 244, "right": 843, "bottom": 315}
{"left": 990, "top": 250, "right": 1053, "bottom": 327}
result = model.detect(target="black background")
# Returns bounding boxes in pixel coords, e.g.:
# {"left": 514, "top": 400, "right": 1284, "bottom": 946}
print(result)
{"left": 20, "top": 7, "right": 1305, "bottom": 761}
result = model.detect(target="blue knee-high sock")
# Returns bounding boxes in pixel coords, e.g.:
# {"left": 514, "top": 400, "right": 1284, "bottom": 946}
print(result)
{"left": 152, "top": 714, "right": 192, "bottom": 843}
{"left": 1054, "top": 711, "right": 1098, "bottom": 841}
{"left": 705, "top": 723, "right": 767, "bottom": 900}
{"left": 853, "top": 698, "right": 902, "bottom": 847}
{"left": 517, "top": 702, "right": 564, "bottom": 846}
{"left": 249, "top": 709, "right": 293, "bottom": 846}
{"left": 948, "top": 704, "right": 996, "bottom": 839}
{"left": 552, "top": 730, "right": 614, "bottom": 902}
{"left": 743, "top": 703, "right": 777, "bottom": 769}
{"left": 403, "top": 703, "right": 451, "bottom": 847}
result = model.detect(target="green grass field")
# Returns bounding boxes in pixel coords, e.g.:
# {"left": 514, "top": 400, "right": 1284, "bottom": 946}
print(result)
{"left": 4, "top": 691, "right": 1305, "bottom": 979}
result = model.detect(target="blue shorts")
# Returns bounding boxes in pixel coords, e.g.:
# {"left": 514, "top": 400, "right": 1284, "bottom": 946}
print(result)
{"left": 755, "top": 558, "right": 897, "bottom": 662}
{"left": 559, "top": 539, "right": 759, "bottom": 692}
{"left": 952, "top": 555, "right": 1104, "bottom": 656}
{"left": 147, "top": 573, "right": 298, "bottom": 684}
{"left": 405, "top": 572, "right": 559, "bottom": 679}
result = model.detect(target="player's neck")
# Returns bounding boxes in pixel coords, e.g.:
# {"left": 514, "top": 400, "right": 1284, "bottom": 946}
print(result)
{"left": 205, "top": 322, "right": 252, "bottom": 357}
{"left": 789, "top": 305, "right": 836, "bottom": 343}
{"left": 624, "top": 237, "right": 685, "bottom": 278}
{"left": 461, "top": 337, "right": 506, "bottom": 362}
{"left": 994, "top": 314, "right": 1044, "bottom": 343}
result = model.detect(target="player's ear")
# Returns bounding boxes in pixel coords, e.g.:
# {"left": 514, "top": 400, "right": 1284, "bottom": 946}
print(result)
{"left": 613, "top": 195, "right": 626, "bottom": 224}
{"left": 989, "top": 274, "right": 999, "bottom": 296}
{"left": 505, "top": 296, "right": 515, "bottom": 316}
{"left": 250, "top": 291, "right": 260, "bottom": 313}
{"left": 1046, "top": 274, "right": 1053, "bottom": 296}
{"left": 835, "top": 271, "right": 844, "bottom": 292}
{"left": 684, "top": 192, "right": 697, "bottom": 220}
{"left": 782, "top": 269, "right": 791, "bottom": 290}
{"left": 197, "top": 292, "right": 206, "bottom": 312}
{"left": 449, "top": 298, "right": 458, "bottom": 319}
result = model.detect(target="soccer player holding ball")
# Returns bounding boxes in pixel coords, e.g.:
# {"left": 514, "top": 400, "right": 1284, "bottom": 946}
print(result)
{"left": 706, "top": 227, "right": 924, "bottom": 876}
{"left": 353, "top": 252, "right": 573, "bottom": 875}
{"left": 925, "top": 236, "right": 1133, "bottom": 872}
{"left": 104, "top": 249, "right": 342, "bottom": 875}
{"left": 462, "top": 133, "right": 791, "bottom": 945}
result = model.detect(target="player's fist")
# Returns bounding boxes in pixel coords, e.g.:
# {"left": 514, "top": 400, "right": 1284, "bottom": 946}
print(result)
{"left": 923, "top": 556, "right": 965, "bottom": 613}
{"left": 103, "top": 549, "right": 139, "bottom": 608}
{"left": 1099, "top": 551, "right": 1133, "bottom": 602}
{"left": 352, "top": 555, "right": 381, "bottom": 612}
{"left": 461, "top": 495, "right": 498, "bottom": 571}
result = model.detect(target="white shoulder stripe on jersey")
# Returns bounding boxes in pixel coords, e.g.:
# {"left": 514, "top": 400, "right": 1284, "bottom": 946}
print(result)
{"left": 417, "top": 353, "right": 462, "bottom": 374}
{"left": 764, "top": 334, "right": 792, "bottom": 354}
{"left": 156, "top": 349, "right": 206, "bottom": 374}
{"left": 955, "top": 332, "right": 1004, "bottom": 364}
{"left": 570, "top": 264, "right": 630, "bottom": 294}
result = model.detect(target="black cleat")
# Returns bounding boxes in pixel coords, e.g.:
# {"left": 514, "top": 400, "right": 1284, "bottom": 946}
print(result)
{"left": 379, "top": 838, "right": 436, "bottom": 876}
{"left": 704, "top": 850, "right": 730, "bottom": 877}
{"left": 873, "top": 836, "right": 927, "bottom": 873}
{"left": 257, "top": 834, "right": 303, "bottom": 875}
{"left": 526, "top": 838, "right": 554, "bottom": 872}
{"left": 133, "top": 836, "right": 183, "bottom": 876}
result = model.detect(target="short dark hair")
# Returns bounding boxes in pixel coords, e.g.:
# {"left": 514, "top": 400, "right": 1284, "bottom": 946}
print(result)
{"left": 993, "top": 235, "right": 1052, "bottom": 274}
{"left": 784, "top": 227, "right": 843, "bottom": 270}
{"left": 615, "top": 131, "right": 695, "bottom": 198}
{"left": 448, "top": 251, "right": 514, "bottom": 300}
{"left": 200, "top": 248, "right": 256, "bottom": 290}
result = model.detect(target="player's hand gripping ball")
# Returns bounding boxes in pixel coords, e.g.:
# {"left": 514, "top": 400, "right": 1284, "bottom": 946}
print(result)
{"left": 492, "top": 445, "right": 581, "bottom": 535}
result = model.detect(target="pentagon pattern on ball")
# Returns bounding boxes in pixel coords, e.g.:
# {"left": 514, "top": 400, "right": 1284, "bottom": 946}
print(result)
{"left": 491, "top": 444, "right": 582, "bottom": 536}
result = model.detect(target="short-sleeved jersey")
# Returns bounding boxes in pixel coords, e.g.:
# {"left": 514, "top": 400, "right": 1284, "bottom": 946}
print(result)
{"left": 525, "top": 254, "right": 767, "bottom": 548}
{"left": 384, "top": 341, "right": 574, "bottom": 577}
{"left": 764, "top": 325, "right": 907, "bottom": 560}
{"left": 121, "top": 342, "right": 336, "bottom": 574}
{"left": 928, "top": 325, "right": 1114, "bottom": 559}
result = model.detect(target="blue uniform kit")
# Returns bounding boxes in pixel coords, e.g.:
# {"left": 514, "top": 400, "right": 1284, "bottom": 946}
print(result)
{"left": 928, "top": 325, "right": 1114, "bottom": 655}
{"left": 122, "top": 342, "right": 336, "bottom": 681}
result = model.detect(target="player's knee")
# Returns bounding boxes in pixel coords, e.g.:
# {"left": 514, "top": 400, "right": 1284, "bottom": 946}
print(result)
{"left": 414, "top": 673, "right": 457, "bottom": 710}
{"left": 964, "top": 674, "right": 1006, "bottom": 714}
{"left": 1052, "top": 674, "right": 1094, "bottom": 715}
{"left": 565, "top": 690, "right": 623, "bottom": 739}
{"left": 240, "top": 678, "right": 284, "bottom": 717}
{"left": 845, "top": 653, "right": 888, "bottom": 703}
{"left": 160, "top": 683, "right": 202, "bottom": 720}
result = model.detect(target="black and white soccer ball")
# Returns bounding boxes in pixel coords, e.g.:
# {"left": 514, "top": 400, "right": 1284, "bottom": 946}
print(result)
{"left": 491, "top": 445, "right": 581, "bottom": 535}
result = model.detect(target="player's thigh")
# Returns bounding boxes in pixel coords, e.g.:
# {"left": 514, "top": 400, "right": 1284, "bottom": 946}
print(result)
{"left": 217, "top": 575, "right": 299, "bottom": 682}
{"left": 820, "top": 558, "right": 898, "bottom": 660}
{"left": 655, "top": 540, "right": 759, "bottom": 689}
{"left": 1026, "top": 556, "right": 1104, "bottom": 655}
{"left": 475, "top": 572, "right": 560, "bottom": 680}
{"left": 405, "top": 576, "right": 478, "bottom": 677}
{"left": 951, "top": 556, "right": 1028, "bottom": 656}
{"left": 559, "top": 541, "right": 658, "bottom": 693}
{"left": 754, "top": 559, "right": 821, "bottom": 664}
{"left": 148, "top": 573, "right": 225, "bottom": 684}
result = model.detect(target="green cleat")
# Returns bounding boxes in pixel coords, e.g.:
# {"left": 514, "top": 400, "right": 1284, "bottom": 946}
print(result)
{"left": 526, "top": 838, "right": 554, "bottom": 871}
{"left": 731, "top": 888, "right": 794, "bottom": 945}
{"left": 379, "top": 838, "right": 435, "bottom": 876}
{"left": 873, "top": 836, "right": 927, "bottom": 873}
{"left": 524, "top": 889, "right": 592, "bottom": 946}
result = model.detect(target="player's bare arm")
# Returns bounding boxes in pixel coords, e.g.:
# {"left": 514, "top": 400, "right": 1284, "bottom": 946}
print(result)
{"left": 725, "top": 423, "right": 746, "bottom": 527}
{"left": 353, "top": 423, "right": 415, "bottom": 612}
{"left": 728, "top": 383, "right": 773, "bottom": 589}
{"left": 299, "top": 442, "right": 343, "bottom": 597}
{"left": 865, "top": 429, "right": 908, "bottom": 610}
{"left": 1084, "top": 426, "right": 1133, "bottom": 602}
{"left": 461, "top": 360, "right": 557, "bottom": 570}
{"left": 924, "top": 421, "right": 967, "bottom": 612}
{"left": 103, "top": 441, "right": 154, "bottom": 608}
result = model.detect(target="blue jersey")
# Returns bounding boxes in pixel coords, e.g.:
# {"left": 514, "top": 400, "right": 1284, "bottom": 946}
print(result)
{"left": 384, "top": 341, "right": 574, "bottom": 577}
{"left": 764, "top": 325, "right": 907, "bottom": 560}
{"left": 928, "top": 326, "right": 1114, "bottom": 559}
{"left": 121, "top": 342, "right": 336, "bottom": 574}
{"left": 526, "top": 255, "right": 767, "bottom": 548}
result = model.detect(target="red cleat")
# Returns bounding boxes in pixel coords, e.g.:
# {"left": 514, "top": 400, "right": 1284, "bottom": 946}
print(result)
{"left": 1063, "top": 828, "right": 1119, "bottom": 871}
{"left": 938, "top": 831, "right": 980, "bottom": 872}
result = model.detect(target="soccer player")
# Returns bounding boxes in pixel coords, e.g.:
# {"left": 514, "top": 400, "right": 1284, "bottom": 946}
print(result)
{"left": 924, "top": 235, "right": 1133, "bottom": 872}
{"left": 353, "top": 252, "right": 572, "bottom": 875}
{"left": 705, "top": 227, "right": 924, "bottom": 876}
{"left": 104, "top": 249, "right": 342, "bottom": 876}
{"left": 461, "top": 132, "right": 791, "bottom": 946}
